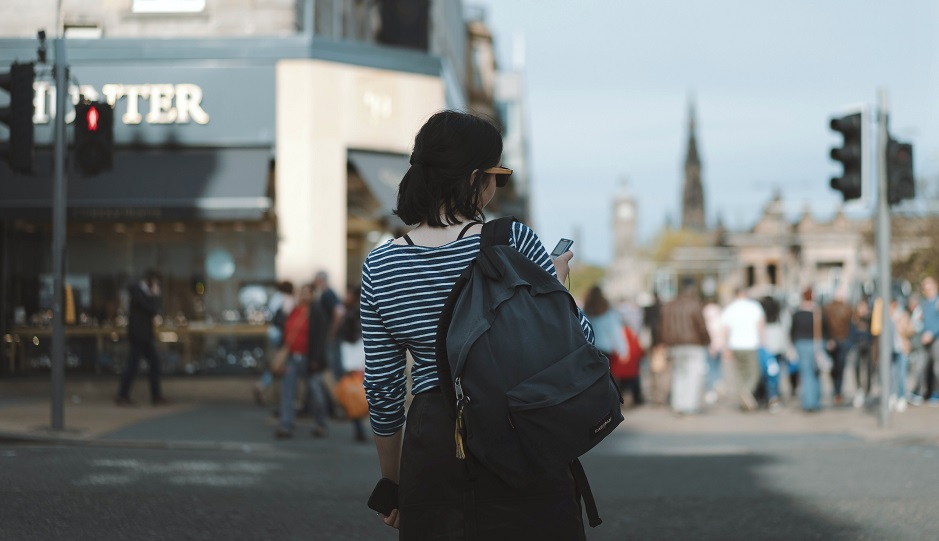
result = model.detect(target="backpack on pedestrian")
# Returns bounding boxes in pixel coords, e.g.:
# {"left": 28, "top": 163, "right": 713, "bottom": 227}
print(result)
{"left": 435, "top": 217, "right": 623, "bottom": 528}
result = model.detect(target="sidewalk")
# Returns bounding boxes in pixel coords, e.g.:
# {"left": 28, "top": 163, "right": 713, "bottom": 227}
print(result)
{"left": 0, "top": 375, "right": 266, "bottom": 445}
{"left": 2, "top": 375, "right": 938, "bottom": 448}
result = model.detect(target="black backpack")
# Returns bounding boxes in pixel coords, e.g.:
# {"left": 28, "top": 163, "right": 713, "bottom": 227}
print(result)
{"left": 435, "top": 217, "right": 623, "bottom": 527}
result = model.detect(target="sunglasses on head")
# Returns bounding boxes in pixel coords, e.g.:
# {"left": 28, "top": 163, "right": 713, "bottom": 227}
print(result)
{"left": 483, "top": 166, "right": 513, "bottom": 188}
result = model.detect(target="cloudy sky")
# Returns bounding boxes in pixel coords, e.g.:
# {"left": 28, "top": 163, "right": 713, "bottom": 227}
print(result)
{"left": 473, "top": 0, "right": 939, "bottom": 265}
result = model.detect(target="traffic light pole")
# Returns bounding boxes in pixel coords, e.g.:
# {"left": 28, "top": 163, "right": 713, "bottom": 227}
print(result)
{"left": 875, "top": 88, "right": 891, "bottom": 429}
{"left": 50, "top": 38, "right": 67, "bottom": 431}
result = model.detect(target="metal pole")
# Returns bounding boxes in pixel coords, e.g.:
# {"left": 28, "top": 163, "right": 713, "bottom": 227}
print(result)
{"left": 876, "top": 88, "right": 891, "bottom": 428}
{"left": 51, "top": 38, "right": 67, "bottom": 430}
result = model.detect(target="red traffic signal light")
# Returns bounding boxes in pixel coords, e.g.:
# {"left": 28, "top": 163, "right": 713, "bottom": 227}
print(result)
{"left": 86, "top": 105, "right": 99, "bottom": 131}
{"left": 74, "top": 101, "right": 114, "bottom": 175}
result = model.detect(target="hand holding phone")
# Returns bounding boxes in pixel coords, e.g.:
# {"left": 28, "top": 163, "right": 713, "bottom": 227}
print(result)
{"left": 368, "top": 477, "right": 399, "bottom": 516}
{"left": 551, "top": 238, "right": 574, "bottom": 258}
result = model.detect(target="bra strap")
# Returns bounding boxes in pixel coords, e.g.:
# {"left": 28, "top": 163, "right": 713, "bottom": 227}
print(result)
{"left": 402, "top": 234, "right": 415, "bottom": 246}
{"left": 457, "top": 221, "right": 483, "bottom": 240}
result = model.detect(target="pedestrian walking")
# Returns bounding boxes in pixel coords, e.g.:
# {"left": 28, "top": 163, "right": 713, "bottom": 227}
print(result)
{"left": 790, "top": 288, "right": 822, "bottom": 412}
{"left": 822, "top": 290, "right": 854, "bottom": 406}
{"left": 907, "top": 294, "right": 928, "bottom": 405}
{"left": 314, "top": 271, "right": 345, "bottom": 381}
{"left": 116, "top": 269, "right": 168, "bottom": 406}
{"left": 583, "top": 284, "right": 628, "bottom": 381}
{"left": 759, "top": 295, "right": 788, "bottom": 412}
{"left": 612, "top": 324, "right": 645, "bottom": 407}
{"left": 702, "top": 297, "right": 725, "bottom": 405}
{"left": 275, "top": 284, "right": 329, "bottom": 439}
{"left": 850, "top": 298, "right": 874, "bottom": 408}
{"left": 915, "top": 277, "right": 939, "bottom": 406}
{"left": 721, "top": 287, "right": 765, "bottom": 411}
{"left": 659, "top": 277, "right": 710, "bottom": 414}
{"left": 888, "top": 298, "right": 914, "bottom": 412}
{"left": 362, "top": 111, "right": 593, "bottom": 538}
{"left": 253, "top": 280, "right": 295, "bottom": 405}
{"left": 337, "top": 284, "right": 368, "bottom": 443}
{"left": 644, "top": 292, "right": 670, "bottom": 406}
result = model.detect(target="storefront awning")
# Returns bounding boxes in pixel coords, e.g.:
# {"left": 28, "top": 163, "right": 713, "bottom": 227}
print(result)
{"left": 0, "top": 148, "right": 273, "bottom": 221}
{"left": 347, "top": 149, "right": 409, "bottom": 229}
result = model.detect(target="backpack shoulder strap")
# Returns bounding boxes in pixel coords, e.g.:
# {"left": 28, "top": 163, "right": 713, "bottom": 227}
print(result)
{"left": 480, "top": 216, "right": 516, "bottom": 249}
{"left": 571, "top": 458, "right": 603, "bottom": 527}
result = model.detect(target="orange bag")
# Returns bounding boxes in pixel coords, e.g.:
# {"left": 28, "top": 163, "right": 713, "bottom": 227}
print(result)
{"left": 335, "top": 370, "right": 369, "bottom": 420}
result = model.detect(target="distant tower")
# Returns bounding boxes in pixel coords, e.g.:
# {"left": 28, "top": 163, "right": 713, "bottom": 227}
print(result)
{"left": 681, "top": 97, "right": 706, "bottom": 231}
{"left": 613, "top": 179, "right": 637, "bottom": 261}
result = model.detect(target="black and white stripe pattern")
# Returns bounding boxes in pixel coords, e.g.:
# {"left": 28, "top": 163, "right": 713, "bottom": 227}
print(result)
{"left": 361, "top": 221, "right": 595, "bottom": 436}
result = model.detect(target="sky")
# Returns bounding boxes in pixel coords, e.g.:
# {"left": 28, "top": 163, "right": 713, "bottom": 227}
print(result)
{"left": 472, "top": 0, "right": 939, "bottom": 266}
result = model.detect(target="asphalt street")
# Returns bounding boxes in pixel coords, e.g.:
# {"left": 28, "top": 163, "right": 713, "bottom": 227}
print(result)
{"left": 2, "top": 404, "right": 938, "bottom": 541}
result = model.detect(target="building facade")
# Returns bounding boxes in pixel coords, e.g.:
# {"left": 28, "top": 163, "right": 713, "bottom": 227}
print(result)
{"left": 0, "top": 0, "right": 526, "bottom": 376}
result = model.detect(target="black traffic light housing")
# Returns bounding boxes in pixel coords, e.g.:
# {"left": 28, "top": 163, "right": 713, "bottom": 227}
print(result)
{"left": 829, "top": 112, "right": 864, "bottom": 201}
{"left": 0, "top": 62, "right": 36, "bottom": 174}
{"left": 74, "top": 100, "right": 114, "bottom": 175}
{"left": 887, "top": 138, "right": 914, "bottom": 206}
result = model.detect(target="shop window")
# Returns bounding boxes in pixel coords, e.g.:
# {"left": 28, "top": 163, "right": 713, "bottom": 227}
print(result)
{"left": 746, "top": 265, "right": 755, "bottom": 288}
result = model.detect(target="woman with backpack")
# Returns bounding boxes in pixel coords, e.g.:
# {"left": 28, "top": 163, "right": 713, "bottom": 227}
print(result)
{"left": 361, "top": 111, "right": 596, "bottom": 539}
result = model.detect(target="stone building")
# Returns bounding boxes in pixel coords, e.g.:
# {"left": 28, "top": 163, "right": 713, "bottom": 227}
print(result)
{"left": 608, "top": 99, "right": 927, "bottom": 307}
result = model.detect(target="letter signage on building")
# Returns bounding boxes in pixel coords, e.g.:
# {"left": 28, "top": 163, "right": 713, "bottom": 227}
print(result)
{"left": 21, "top": 64, "right": 276, "bottom": 147}
{"left": 32, "top": 82, "right": 210, "bottom": 125}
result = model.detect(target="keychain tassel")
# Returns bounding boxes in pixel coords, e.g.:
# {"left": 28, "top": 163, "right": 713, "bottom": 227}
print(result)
{"left": 454, "top": 410, "right": 466, "bottom": 459}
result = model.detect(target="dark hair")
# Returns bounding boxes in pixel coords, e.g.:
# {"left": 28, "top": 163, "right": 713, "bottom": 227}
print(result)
{"left": 144, "top": 269, "right": 161, "bottom": 286}
{"left": 583, "top": 285, "right": 611, "bottom": 317}
{"left": 276, "top": 281, "right": 294, "bottom": 295}
{"left": 340, "top": 284, "right": 363, "bottom": 343}
{"left": 394, "top": 111, "right": 503, "bottom": 226}
{"left": 760, "top": 296, "right": 780, "bottom": 323}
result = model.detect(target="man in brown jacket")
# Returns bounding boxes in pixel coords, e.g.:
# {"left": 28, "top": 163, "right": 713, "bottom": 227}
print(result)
{"left": 823, "top": 291, "right": 854, "bottom": 405}
{"left": 660, "top": 277, "right": 711, "bottom": 414}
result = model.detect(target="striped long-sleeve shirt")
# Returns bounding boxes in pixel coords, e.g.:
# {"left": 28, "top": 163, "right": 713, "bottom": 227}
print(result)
{"left": 361, "top": 221, "right": 595, "bottom": 436}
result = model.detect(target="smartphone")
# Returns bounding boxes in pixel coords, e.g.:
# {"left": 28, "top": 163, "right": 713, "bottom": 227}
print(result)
{"left": 551, "top": 238, "right": 574, "bottom": 258}
{"left": 367, "top": 477, "right": 399, "bottom": 516}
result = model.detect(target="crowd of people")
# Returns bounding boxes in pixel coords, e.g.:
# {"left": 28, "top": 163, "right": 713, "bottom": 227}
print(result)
{"left": 584, "top": 276, "right": 939, "bottom": 417}
{"left": 253, "top": 271, "right": 368, "bottom": 442}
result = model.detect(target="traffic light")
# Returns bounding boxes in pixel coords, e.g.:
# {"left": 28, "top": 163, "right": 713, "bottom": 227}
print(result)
{"left": 887, "top": 138, "right": 914, "bottom": 206}
{"left": 0, "top": 62, "right": 36, "bottom": 173}
{"left": 74, "top": 100, "right": 114, "bottom": 175}
{"left": 829, "top": 112, "right": 864, "bottom": 201}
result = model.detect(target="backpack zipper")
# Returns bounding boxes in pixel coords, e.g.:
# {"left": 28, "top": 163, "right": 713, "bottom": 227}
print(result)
{"left": 454, "top": 377, "right": 467, "bottom": 460}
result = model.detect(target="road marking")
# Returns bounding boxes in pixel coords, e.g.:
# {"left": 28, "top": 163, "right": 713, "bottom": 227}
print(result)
{"left": 75, "top": 458, "right": 281, "bottom": 487}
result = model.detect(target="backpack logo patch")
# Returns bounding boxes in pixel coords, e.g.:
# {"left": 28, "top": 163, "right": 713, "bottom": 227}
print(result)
{"left": 591, "top": 410, "right": 615, "bottom": 438}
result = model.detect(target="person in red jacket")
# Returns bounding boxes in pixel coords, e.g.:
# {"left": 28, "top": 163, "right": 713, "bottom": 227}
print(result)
{"left": 275, "top": 284, "right": 330, "bottom": 439}
{"left": 609, "top": 325, "right": 645, "bottom": 407}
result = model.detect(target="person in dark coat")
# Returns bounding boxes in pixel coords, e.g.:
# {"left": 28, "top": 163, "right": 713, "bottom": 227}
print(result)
{"left": 116, "top": 269, "right": 167, "bottom": 406}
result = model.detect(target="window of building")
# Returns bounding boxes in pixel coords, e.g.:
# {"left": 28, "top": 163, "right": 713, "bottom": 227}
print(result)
{"left": 746, "top": 265, "right": 755, "bottom": 288}
{"left": 132, "top": 0, "right": 206, "bottom": 14}
{"left": 64, "top": 24, "right": 103, "bottom": 39}
{"left": 767, "top": 263, "right": 778, "bottom": 286}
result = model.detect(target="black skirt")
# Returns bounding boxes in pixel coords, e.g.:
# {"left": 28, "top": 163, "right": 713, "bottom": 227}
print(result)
{"left": 398, "top": 390, "right": 586, "bottom": 541}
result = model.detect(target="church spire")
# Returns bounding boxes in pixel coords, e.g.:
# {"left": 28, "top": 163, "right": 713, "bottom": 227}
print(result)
{"left": 681, "top": 94, "right": 706, "bottom": 231}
